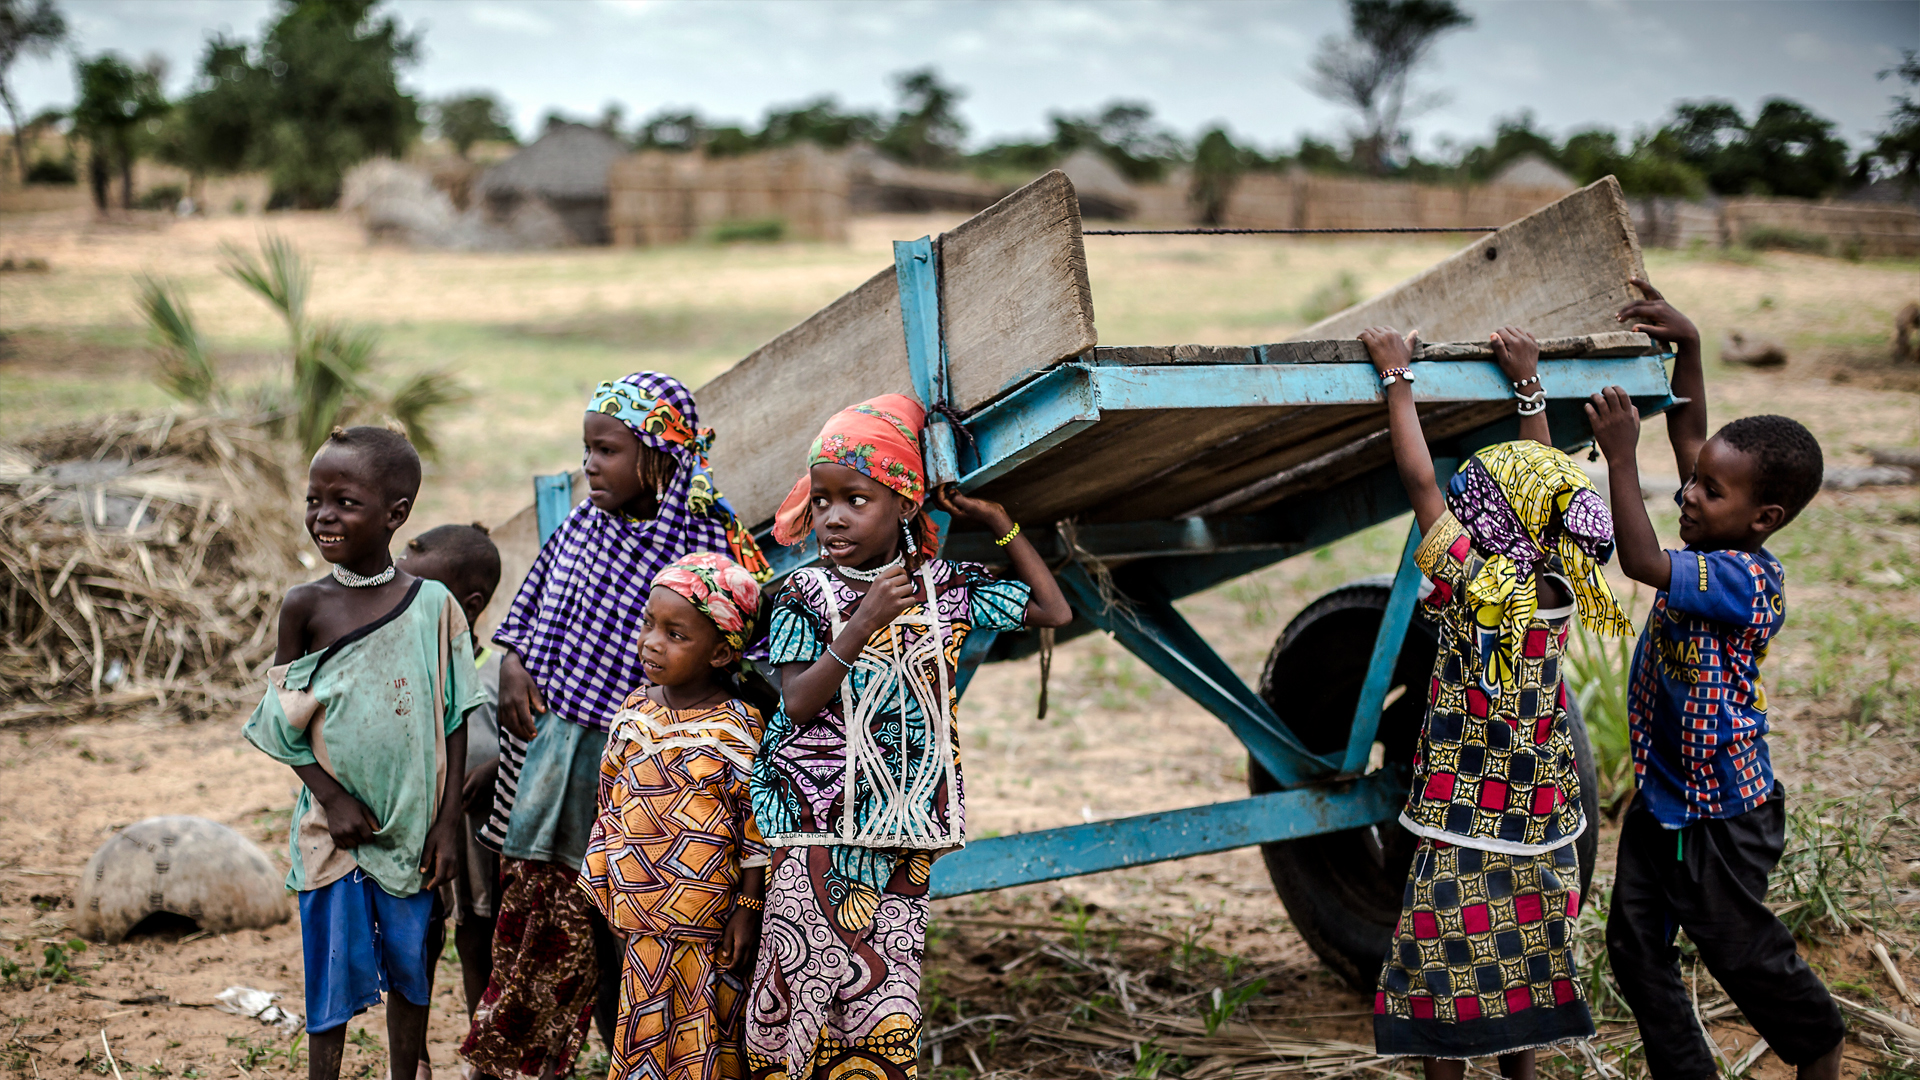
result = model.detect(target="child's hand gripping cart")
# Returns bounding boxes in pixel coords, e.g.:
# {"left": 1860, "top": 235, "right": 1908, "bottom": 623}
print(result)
{"left": 545, "top": 173, "right": 1678, "bottom": 990}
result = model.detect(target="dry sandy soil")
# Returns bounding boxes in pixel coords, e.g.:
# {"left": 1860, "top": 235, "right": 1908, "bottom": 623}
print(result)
{"left": 2, "top": 205, "right": 1918, "bottom": 1077}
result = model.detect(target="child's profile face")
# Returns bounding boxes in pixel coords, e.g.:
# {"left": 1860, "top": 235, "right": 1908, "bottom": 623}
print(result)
{"left": 305, "top": 447, "right": 409, "bottom": 569}
{"left": 582, "top": 413, "right": 651, "bottom": 516}
{"left": 637, "top": 588, "right": 733, "bottom": 689}
{"left": 397, "top": 545, "right": 488, "bottom": 627}
{"left": 1678, "top": 436, "right": 1780, "bottom": 550}
{"left": 807, "top": 462, "right": 913, "bottom": 570}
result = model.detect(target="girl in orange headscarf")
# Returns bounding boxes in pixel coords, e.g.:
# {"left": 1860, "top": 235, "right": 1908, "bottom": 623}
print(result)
{"left": 746, "top": 395, "right": 1071, "bottom": 1080}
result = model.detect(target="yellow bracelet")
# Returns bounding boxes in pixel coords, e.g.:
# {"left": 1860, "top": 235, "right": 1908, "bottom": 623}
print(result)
{"left": 735, "top": 895, "right": 764, "bottom": 911}
{"left": 994, "top": 522, "right": 1022, "bottom": 547}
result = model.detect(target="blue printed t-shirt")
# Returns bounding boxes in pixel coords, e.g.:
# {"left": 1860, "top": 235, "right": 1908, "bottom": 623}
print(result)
{"left": 1627, "top": 545, "right": 1784, "bottom": 828}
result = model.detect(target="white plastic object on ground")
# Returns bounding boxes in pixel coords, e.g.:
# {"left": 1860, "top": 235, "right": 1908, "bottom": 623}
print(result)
{"left": 214, "top": 985, "right": 303, "bottom": 1033}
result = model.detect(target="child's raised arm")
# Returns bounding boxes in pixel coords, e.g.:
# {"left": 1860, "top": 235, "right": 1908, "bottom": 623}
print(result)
{"left": 1586, "top": 386, "right": 1672, "bottom": 589}
{"left": 1617, "top": 278, "right": 1705, "bottom": 480}
{"left": 930, "top": 486, "right": 1073, "bottom": 629}
{"left": 1490, "top": 327, "right": 1550, "bottom": 448}
{"left": 1361, "top": 327, "right": 1446, "bottom": 535}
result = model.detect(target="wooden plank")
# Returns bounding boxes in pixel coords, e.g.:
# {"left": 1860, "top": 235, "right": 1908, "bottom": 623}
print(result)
{"left": 1293, "top": 177, "right": 1648, "bottom": 343}
{"left": 697, "top": 170, "right": 1097, "bottom": 527}
{"left": 1261, "top": 329, "right": 1654, "bottom": 365}
{"left": 478, "top": 472, "right": 585, "bottom": 643}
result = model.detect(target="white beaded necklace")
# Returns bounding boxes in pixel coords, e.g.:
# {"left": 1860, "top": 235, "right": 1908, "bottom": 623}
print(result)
{"left": 332, "top": 562, "right": 396, "bottom": 588}
{"left": 832, "top": 552, "right": 904, "bottom": 582}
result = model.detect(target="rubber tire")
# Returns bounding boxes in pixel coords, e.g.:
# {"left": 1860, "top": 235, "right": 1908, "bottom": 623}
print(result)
{"left": 1248, "top": 581, "right": 1600, "bottom": 993}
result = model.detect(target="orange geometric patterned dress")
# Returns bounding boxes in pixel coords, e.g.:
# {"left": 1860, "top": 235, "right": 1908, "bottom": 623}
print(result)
{"left": 580, "top": 691, "right": 769, "bottom": 1080}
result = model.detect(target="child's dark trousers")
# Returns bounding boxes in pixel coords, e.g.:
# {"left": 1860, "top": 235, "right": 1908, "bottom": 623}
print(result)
{"left": 1605, "top": 784, "right": 1845, "bottom": 1077}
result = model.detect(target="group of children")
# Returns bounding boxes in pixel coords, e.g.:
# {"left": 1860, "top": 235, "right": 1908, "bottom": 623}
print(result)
{"left": 245, "top": 277, "right": 1842, "bottom": 1080}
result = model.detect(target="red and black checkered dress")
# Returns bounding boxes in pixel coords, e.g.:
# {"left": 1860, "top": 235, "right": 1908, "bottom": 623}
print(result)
{"left": 1373, "top": 512, "right": 1596, "bottom": 1058}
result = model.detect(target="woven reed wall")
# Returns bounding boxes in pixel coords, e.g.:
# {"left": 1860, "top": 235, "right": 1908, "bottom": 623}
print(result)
{"left": 608, "top": 144, "right": 850, "bottom": 245}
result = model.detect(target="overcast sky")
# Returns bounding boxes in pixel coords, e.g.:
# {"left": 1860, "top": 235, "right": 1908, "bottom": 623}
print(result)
{"left": 10, "top": 0, "right": 1917, "bottom": 155}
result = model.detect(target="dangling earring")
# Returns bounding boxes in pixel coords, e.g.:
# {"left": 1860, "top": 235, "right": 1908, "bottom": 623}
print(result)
{"left": 901, "top": 518, "right": 916, "bottom": 562}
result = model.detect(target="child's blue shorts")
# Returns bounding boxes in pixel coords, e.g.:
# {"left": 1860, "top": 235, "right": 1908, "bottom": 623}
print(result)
{"left": 298, "top": 869, "right": 436, "bottom": 1033}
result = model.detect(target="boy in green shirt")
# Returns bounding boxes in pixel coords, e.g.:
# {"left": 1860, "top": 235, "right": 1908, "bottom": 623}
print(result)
{"left": 244, "top": 426, "right": 482, "bottom": 1080}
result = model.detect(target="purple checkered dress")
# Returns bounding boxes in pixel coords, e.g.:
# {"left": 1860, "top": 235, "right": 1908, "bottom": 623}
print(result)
{"left": 493, "top": 373, "right": 731, "bottom": 732}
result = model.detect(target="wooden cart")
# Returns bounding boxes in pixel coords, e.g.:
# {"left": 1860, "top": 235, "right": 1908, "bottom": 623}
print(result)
{"left": 510, "top": 172, "right": 1675, "bottom": 988}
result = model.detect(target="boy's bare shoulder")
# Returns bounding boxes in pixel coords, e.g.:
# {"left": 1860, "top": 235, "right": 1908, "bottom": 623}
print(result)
{"left": 277, "top": 578, "right": 330, "bottom": 628}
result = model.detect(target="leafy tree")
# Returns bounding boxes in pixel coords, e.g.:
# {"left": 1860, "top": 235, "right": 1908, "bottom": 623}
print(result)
{"left": 1663, "top": 99, "right": 1747, "bottom": 167}
{"left": 0, "top": 0, "right": 66, "bottom": 184}
{"left": 1860, "top": 49, "right": 1920, "bottom": 192}
{"left": 1673, "top": 98, "right": 1848, "bottom": 198}
{"left": 759, "top": 96, "right": 881, "bottom": 150}
{"left": 876, "top": 67, "right": 966, "bottom": 167}
{"left": 1049, "top": 101, "right": 1184, "bottom": 182}
{"left": 70, "top": 53, "right": 167, "bottom": 210}
{"left": 1189, "top": 128, "right": 1246, "bottom": 225}
{"left": 430, "top": 92, "right": 516, "bottom": 158}
{"left": 1456, "top": 112, "right": 1558, "bottom": 182}
{"left": 636, "top": 108, "right": 703, "bottom": 151}
{"left": 1558, "top": 128, "right": 1705, "bottom": 198}
{"left": 18, "top": 104, "right": 72, "bottom": 182}
{"left": 1294, "top": 136, "right": 1353, "bottom": 174}
{"left": 1309, "top": 0, "right": 1473, "bottom": 174}
{"left": 172, "top": 0, "right": 421, "bottom": 208}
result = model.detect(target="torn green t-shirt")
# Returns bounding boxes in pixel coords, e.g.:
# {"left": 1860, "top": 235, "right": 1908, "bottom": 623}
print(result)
{"left": 243, "top": 578, "right": 484, "bottom": 897}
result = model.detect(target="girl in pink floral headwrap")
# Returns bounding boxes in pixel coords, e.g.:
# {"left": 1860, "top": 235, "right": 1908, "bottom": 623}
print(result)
{"left": 579, "top": 552, "right": 769, "bottom": 1080}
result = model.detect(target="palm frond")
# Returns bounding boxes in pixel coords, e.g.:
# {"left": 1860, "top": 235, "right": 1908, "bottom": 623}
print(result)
{"left": 220, "top": 234, "right": 310, "bottom": 330}
{"left": 384, "top": 369, "right": 469, "bottom": 459}
{"left": 292, "top": 323, "right": 380, "bottom": 454}
{"left": 137, "top": 275, "right": 221, "bottom": 405}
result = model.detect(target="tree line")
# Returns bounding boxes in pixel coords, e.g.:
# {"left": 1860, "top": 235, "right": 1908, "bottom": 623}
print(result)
{"left": 2, "top": 0, "right": 1915, "bottom": 213}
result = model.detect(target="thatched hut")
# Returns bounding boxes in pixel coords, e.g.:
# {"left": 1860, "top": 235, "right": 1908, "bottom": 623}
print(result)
{"left": 1488, "top": 152, "right": 1577, "bottom": 193}
{"left": 1056, "top": 148, "right": 1137, "bottom": 220}
{"left": 477, "top": 122, "right": 626, "bottom": 244}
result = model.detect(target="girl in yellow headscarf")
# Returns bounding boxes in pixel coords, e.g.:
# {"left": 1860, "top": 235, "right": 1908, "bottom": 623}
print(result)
{"left": 1360, "top": 327, "right": 1632, "bottom": 1072}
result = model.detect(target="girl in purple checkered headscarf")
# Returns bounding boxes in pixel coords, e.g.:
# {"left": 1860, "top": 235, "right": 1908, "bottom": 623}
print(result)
{"left": 464, "top": 372, "right": 761, "bottom": 1078}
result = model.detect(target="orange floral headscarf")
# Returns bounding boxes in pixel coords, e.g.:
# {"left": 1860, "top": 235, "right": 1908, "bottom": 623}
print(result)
{"left": 771, "top": 394, "right": 938, "bottom": 559}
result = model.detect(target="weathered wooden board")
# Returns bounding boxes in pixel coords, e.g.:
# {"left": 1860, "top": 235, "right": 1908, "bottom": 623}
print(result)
{"left": 1294, "top": 176, "right": 1647, "bottom": 343}
{"left": 698, "top": 169, "right": 1097, "bottom": 527}
{"left": 476, "top": 471, "right": 585, "bottom": 642}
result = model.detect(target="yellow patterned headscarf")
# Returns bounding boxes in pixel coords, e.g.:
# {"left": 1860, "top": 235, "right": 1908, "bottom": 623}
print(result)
{"left": 1446, "top": 441, "right": 1634, "bottom": 690}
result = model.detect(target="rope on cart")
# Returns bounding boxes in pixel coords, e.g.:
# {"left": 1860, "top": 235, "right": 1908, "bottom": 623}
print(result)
{"left": 1083, "top": 225, "right": 1502, "bottom": 235}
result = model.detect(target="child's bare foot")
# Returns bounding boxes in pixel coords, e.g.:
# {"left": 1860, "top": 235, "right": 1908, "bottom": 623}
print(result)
{"left": 1797, "top": 1039, "right": 1842, "bottom": 1080}
{"left": 416, "top": 1059, "right": 432, "bottom": 1080}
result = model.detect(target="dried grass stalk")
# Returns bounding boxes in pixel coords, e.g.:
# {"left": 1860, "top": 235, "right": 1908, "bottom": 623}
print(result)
{"left": 0, "top": 411, "right": 307, "bottom": 724}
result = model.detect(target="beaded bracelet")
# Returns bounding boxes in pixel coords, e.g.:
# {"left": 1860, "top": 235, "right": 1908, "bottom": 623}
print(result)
{"left": 1511, "top": 373, "right": 1541, "bottom": 390}
{"left": 825, "top": 644, "right": 856, "bottom": 671}
{"left": 1515, "top": 389, "right": 1548, "bottom": 417}
{"left": 1378, "top": 366, "right": 1415, "bottom": 387}
{"left": 735, "top": 895, "right": 764, "bottom": 912}
{"left": 994, "top": 523, "right": 1022, "bottom": 547}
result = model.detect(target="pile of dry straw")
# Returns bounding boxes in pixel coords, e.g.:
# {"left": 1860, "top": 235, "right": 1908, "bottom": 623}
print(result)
{"left": 0, "top": 411, "right": 307, "bottom": 725}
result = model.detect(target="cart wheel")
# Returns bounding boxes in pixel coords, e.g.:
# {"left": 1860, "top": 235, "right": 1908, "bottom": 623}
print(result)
{"left": 1248, "top": 580, "right": 1600, "bottom": 993}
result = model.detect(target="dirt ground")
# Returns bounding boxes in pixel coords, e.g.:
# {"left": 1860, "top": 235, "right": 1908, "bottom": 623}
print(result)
{"left": 3, "top": 205, "right": 1919, "bottom": 1077}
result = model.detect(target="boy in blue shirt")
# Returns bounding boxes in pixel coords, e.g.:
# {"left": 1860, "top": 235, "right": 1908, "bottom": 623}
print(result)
{"left": 1586, "top": 280, "right": 1842, "bottom": 1080}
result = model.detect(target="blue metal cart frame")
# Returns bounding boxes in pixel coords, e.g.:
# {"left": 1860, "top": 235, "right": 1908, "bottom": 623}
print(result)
{"left": 534, "top": 235, "right": 1675, "bottom": 910}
